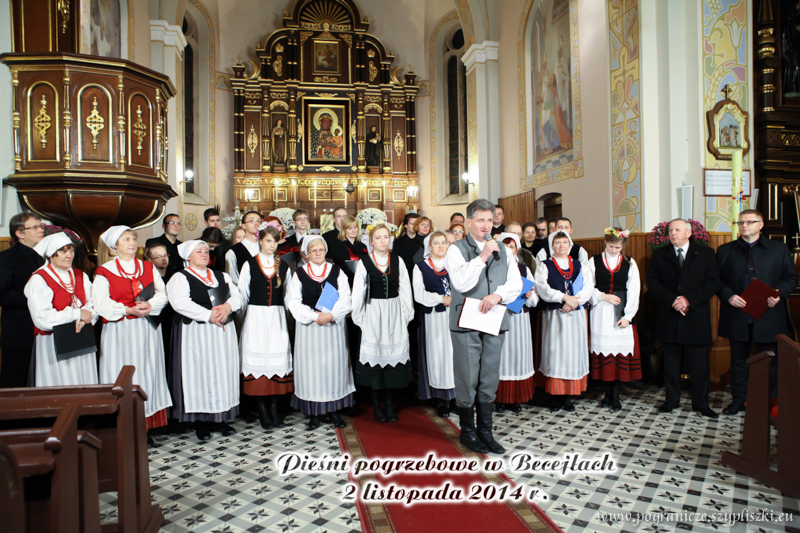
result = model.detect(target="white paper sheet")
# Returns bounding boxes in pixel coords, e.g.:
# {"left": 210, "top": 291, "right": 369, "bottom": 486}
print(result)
{"left": 457, "top": 297, "right": 506, "bottom": 336}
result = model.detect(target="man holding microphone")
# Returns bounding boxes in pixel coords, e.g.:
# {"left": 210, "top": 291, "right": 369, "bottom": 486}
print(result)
{"left": 444, "top": 199, "right": 522, "bottom": 454}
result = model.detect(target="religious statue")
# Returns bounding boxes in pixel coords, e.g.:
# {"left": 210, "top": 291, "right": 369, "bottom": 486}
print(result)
{"left": 366, "top": 125, "right": 381, "bottom": 167}
{"left": 783, "top": 0, "right": 800, "bottom": 97}
{"left": 271, "top": 119, "right": 286, "bottom": 165}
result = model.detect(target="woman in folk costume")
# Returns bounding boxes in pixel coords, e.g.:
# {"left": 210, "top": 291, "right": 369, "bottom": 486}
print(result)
{"left": 93, "top": 226, "right": 172, "bottom": 439}
{"left": 412, "top": 231, "right": 456, "bottom": 417}
{"left": 24, "top": 233, "right": 98, "bottom": 386}
{"left": 587, "top": 228, "right": 642, "bottom": 411}
{"left": 167, "top": 240, "right": 241, "bottom": 441}
{"left": 238, "top": 222, "right": 293, "bottom": 430}
{"left": 286, "top": 235, "right": 354, "bottom": 430}
{"left": 352, "top": 224, "right": 414, "bottom": 423}
{"left": 534, "top": 231, "right": 594, "bottom": 412}
{"left": 494, "top": 233, "right": 539, "bottom": 413}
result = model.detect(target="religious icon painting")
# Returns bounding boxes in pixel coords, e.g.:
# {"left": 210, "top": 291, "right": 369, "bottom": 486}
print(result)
{"left": 305, "top": 102, "right": 349, "bottom": 165}
{"left": 706, "top": 95, "right": 750, "bottom": 161}
{"left": 313, "top": 41, "right": 340, "bottom": 75}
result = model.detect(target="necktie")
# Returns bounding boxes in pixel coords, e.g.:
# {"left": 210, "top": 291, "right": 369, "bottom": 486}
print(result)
{"left": 677, "top": 248, "right": 684, "bottom": 268}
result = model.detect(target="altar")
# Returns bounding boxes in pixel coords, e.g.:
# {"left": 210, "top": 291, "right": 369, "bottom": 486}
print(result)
{"left": 230, "top": 0, "right": 420, "bottom": 227}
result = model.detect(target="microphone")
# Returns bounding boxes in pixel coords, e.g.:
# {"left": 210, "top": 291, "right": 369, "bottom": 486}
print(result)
{"left": 484, "top": 233, "right": 501, "bottom": 261}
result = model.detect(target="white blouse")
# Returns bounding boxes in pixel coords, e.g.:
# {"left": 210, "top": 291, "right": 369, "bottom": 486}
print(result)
{"left": 24, "top": 266, "right": 98, "bottom": 331}
{"left": 587, "top": 253, "right": 641, "bottom": 322}
{"left": 443, "top": 241, "right": 523, "bottom": 304}
{"left": 351, "top": 252, "right": 414, "bottom": 327}
{"left": 534, "top": 256, "right": 594, "bottom": 305}
{"left": 520, "top": 264, "right": 540, "bottom": 308}
{"left": 286, "top": 262, "right": 352, "bottom": 325}
{"left": 92, "top": 258, "right": 168, "bottom": 321}
{"left": 166, "top": 268, "right": 242, "bottom": 323}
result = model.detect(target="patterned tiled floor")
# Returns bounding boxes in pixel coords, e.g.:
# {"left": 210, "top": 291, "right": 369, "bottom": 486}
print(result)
{"left": 100, "top": 384, "right": 800, "bottom": 533}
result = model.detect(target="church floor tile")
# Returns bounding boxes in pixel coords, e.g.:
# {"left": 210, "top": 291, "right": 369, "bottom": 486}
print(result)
{"left": 98, "top": 385, "right": 797, "bottom": 533}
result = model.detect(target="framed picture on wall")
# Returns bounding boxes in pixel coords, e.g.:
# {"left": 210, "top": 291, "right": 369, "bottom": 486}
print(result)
{"left": 312, "top": 41, "right": 340, "bottom": 76}
{"left": 706, "top": 88, "right": 750, "bottom": 161}
{"left": 305, "top": 102, "right": 349, "bottom": 165}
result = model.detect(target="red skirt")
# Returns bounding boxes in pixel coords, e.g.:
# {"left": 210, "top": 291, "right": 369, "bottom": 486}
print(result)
{"left": 243, "top": 372, "right": 294, "bottom": 396}
{"left": 590, "top": 324, "right": 643, "bottom": 382}
{"left": 496, "top": 377, "right": 534, "bottom": 404}
{"left": 544, "top": 375, "right": 588, "bottom": 396}
{"left": 145, "top": 408, "right": 168, "bottom": 430}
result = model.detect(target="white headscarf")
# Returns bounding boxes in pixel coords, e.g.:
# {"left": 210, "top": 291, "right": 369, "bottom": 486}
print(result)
{"left": 496, "top": 232, "right": 521, "bottom": 253}
{"left": 423, "top": 233, "right": 449, "bottom": 260}
{"left": 547, "top": 230, "right": 575, "bottom": 257}
{"left": 177, "top": 240, "right": 208, "bottom": 267}
{"left": 301, "top": 234, "right": 327, "bottom": 255}
{"left": 99, "top": 225, "right": 131, "bottom": 250}
{"left": 34, "top": 233, "right": 73, "bottom": 260}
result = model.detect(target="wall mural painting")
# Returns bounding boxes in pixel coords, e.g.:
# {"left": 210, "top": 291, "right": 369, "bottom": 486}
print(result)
{"left": 519, "top": 0, "right": 582, "bottom": 190}
{"left": 703, "top": 0, "right": 750, "bottom": 233}
{"left": 609, "top": 0, "right": 641, "bottom": 232}
{"left": 90, "top": 0, "right": 121, "bottom": 58}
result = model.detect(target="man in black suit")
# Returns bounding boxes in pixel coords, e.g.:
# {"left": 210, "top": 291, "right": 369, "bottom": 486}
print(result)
{"left": 716, "top": 209, "right": 798, "bottom": 414}
{"left": 646, "top": 218, "right": 722, "bottom": 418}
{"left": 0, "top": 212, "right": 45, "bottom": 387}
{"left": 323, "top": 206, "right": 348, "bottom": 249}
{"left": 204, "top": 207, "right": 229, "bottom": 271}
{"left": 145, "top": 213, "right": 182, "bottom": 272}
{"left": 490, "top": 205, "right": 505, "bottom": 236}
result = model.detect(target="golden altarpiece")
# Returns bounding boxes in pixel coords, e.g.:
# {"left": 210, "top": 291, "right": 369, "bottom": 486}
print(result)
{"left": 230, "top": 0, "right": 419, "bottom": 227}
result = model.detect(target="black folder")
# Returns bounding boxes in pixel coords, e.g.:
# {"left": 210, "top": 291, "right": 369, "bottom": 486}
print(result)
{"left": 346, "top": 260, "right": 360, "bottom": 274}
{"left": 136, "top": 283, "right": 160, "bottom": 329}
{"left": 53, "top": 322, "right": 97, "bottom": 361}
{"left": 208, "top": 285, "right": 235, "bottom": 325}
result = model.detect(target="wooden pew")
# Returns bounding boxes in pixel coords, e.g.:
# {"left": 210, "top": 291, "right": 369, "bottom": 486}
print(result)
{"left": 0, "top": 440, "right": 26, "bottom": 533}
{"left": 0, "top": 403, "right": 81, "bottom": 533}
{"left": 720, "top": 335, "right": 800, "bottom": 499}
{"left": 0, "top": 367, "right": 163, "bottom": 533}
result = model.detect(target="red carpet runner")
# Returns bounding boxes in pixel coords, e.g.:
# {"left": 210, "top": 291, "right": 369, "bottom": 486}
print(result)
{"left": 337, "top": 406, "right": 562, "bottom": 533}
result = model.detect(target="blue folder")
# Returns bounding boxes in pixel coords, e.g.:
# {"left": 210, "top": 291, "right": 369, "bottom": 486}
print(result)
{"left": 507, "top": 276, "right": 535, "bottom": 314}
{"left": 315, "top": 282, "right": 339, "bottom": 313}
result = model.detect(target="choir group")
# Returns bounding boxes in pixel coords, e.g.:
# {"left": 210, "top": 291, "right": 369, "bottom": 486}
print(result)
{"left": 6, "top": 204, "right": 644, "bottom": 444}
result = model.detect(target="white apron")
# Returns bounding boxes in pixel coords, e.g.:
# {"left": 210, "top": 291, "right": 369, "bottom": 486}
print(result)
{"left": 498, "top": 311, "right": 535, "bottom": 381}
{"left": 423, "top": 310, "right": 455, "bottom": 389}
{"left": 180, "top": 320, "right": 240, "bottom": 413}
{"left": 240, "top": 305, "right": 292, "bottom": 378}
{"left": 294, "top": 320, "right": 355, "bottom": 402}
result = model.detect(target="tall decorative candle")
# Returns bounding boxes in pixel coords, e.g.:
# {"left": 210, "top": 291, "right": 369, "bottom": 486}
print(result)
{"left": 731, "top": 149, "right": 743, "bottom": 239}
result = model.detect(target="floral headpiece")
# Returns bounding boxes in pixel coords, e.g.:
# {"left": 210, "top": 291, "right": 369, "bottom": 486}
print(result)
{"left": 259, "top": 220, "right": 283, "bottom": 232}
{"left": 605, "top": 227, "right": 630, "bottom": 239}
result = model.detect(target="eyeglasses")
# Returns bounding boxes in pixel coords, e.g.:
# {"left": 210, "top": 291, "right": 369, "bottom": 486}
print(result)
{"left": 244, "top": 218, "right": 262, "bottom": 225}
{"left": 22, "top": 224, "right": 43, "bottom": 231}
{"left": 166, "top": 221, "right": 182, "bottom": 226}
{"left": 150, "top": 254, "right": 169, "bottom": 261}
{"left": 295, "top": 217, "right": 309, "bottom": 222}
{"left": 735, "top": 220, "right": 762, "bottom": 227}
{"left": 308, "top": 248, "right": 326, "bottom": 255}
{"left": 452, "top": 230, "right": 464, "bottom": 235}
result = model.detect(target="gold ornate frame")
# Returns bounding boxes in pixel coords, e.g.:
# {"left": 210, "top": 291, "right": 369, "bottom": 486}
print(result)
{"left": 706, "top": 97, "right": 750, "bottom": 161}
{"left": 312, "top": 40, "right": 341, "bottom": 76}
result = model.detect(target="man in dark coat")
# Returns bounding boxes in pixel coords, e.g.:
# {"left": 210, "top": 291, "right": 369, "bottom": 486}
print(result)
{"left": 0, "top": 212, "right": 45, "bottom": 387}
{"left": 716, "top": 209, "right": 798, "bottom": 414}
{"left": 145, "top": 213, "right": 182, "bottom": 272}
{"left": 323, "top": 206, "right": 348, "bottom": 249}
{"left": 646, "top": 219, "right": 722, "bottom": 418}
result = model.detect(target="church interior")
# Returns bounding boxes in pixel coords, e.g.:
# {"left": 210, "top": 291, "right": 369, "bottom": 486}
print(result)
{"left": 0, "top": 0, "right": 800, "bottom": 532}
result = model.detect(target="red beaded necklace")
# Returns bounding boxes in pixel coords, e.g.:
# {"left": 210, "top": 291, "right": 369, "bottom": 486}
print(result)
{"left": 306, "top": 262, "right": 329, "bottom": 282}
{"left": 256, "top": 254, "right": 278, "bottom": 280}
{"left": 427, "top": 257, "right": 448, "bottom": 276}
{"left": 552, "top": 255, "right": 574, "bottom": 280}
{"left": 115, "top": 258, "right": 143, "bottom": 299}
{"left": 371, "top": 251, "right": 391, "bottom": 274}
{"left": 602, "top": 251, "right": 622, "bottom": 293}
{"left": 188, "top": 267, "right": 214, "bottom": 286}
{"left": 47, "top": 264, "right": 80, "bottom": 307}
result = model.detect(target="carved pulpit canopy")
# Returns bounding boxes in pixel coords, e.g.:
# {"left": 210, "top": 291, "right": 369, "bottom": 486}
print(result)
{"left": 230, "top": 0, "right": 419, "bottom": 228}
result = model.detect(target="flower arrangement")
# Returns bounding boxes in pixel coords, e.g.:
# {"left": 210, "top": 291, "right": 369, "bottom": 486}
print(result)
{"left": 42, "top": 224, "right": 82, "bottom": 247}
{"left": 269, "top": 208, "right": 296, "bottom": 231}
{"left": 605, "top": 227, "right": 630, "bottom": 238}
{"left": 647, "top": 219, "right": 710, "bottom": 250}
{"left": 357, "top": 208, "right": 398, "bottom": 234}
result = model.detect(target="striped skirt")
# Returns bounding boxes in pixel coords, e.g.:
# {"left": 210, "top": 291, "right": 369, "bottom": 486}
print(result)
{"left": 34, "top": 335, "right": 98, "bottom": 387}
{"left": 417, "top": 309, "right": 455, "bottom": 401}
{"left": 170, "top": 320, "right": 240, "bottom": 423}
{"left": 99, "top": 318, "right": 173, "bottom": 418}
{"left": 293, "top": 319, "right": 355, "bottom": 403}
{"left": 498, "top": 311, "right": 535, "bottom": 381}
{"left": 539, "top": 308, "right": 589, "bottom": 381}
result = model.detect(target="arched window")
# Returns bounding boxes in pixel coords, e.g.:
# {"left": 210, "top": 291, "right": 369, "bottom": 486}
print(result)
{"left": 182, "top": 14, "right": 198, "bottom": 195}
{"left": 444, "top": 28, "right": 467, "bottom": 197}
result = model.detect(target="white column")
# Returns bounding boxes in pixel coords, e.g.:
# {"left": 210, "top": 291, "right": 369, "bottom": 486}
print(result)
{"left": 150, "top": 20, "right": 186, "bottom": 239}
{"left": 462, "top": 41, "right": 501, "bottom": 203}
